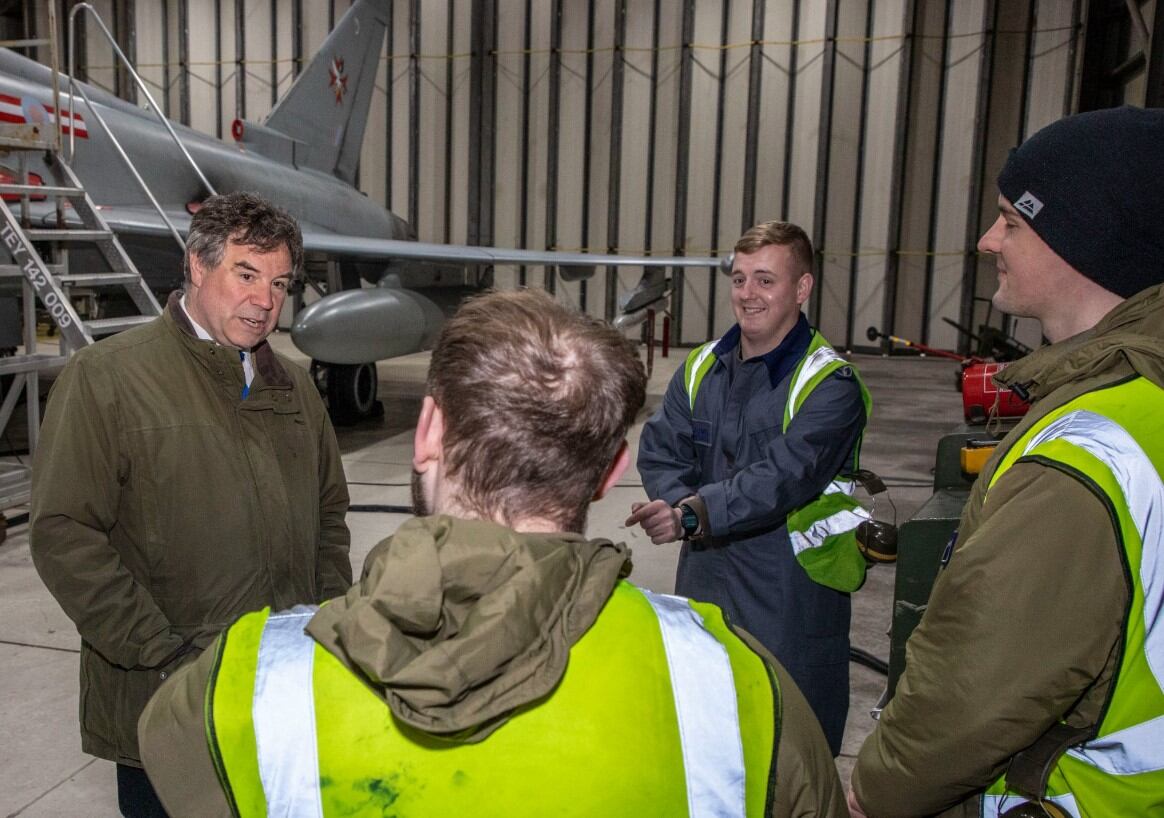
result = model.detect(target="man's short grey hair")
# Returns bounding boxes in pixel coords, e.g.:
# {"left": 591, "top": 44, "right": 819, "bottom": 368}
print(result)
{"left": 183, "top": 192, "right": 303, "bottom": 284}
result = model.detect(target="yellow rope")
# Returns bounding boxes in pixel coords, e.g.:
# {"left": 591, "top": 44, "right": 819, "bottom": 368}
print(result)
{"left": 536, "top": 246, "right": 983, "bottom": 258}
{"left": 86, "top": 22, "right": 1076, "bottom": 70}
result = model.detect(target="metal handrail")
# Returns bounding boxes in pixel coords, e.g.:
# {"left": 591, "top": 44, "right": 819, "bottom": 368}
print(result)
{"left": 65, "top": 2, "right": 219, "bottom": 252}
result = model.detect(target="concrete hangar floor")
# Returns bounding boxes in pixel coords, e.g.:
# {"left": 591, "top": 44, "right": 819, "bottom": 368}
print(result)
{"left": 0, "top": 333, "right": 964, "bottom": 815}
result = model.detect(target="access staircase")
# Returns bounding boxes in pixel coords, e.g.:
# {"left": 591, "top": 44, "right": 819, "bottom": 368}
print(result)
{"left": 0, "top": 3, "right": 204, "bottom": 522}
{"left": 0, "top": 133, "right": 161, "bottom": 513}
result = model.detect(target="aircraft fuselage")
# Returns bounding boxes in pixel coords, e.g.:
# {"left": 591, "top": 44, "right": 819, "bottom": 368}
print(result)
{"left": 0, "top": 48, "right": 409, "bottom": 292}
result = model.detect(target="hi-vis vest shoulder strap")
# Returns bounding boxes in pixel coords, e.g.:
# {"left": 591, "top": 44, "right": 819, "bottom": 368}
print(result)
{"left": 683, "top": 341, "right": 720, "bottom": 414}
{"left": 205, "top": 583, "right": 781, "bottom": 818}
{"left": 980, "top": 376, "right": 1164, "bottom": 818}
{"left": 683, "top": 331, "right": 873, "bottom": 592}
{"left": 681, "top": 331, "right": 870, "bottom": 423}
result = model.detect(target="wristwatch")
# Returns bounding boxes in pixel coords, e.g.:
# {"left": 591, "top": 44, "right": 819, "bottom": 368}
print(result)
{"left": 677, "top": 503, "right": 700, "bottom": 540}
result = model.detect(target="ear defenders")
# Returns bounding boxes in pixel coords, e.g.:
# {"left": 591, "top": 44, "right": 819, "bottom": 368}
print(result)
{"left": 1000, "top": 802, "right": 1072, "bottom": 818}
{"left": 847, "top": 469, "right": 899, "bottom": 564}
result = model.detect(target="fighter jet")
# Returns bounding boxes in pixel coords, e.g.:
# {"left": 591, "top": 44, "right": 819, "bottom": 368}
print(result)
{"left": 0, "top": 0, "right": 715, "bottom": 421}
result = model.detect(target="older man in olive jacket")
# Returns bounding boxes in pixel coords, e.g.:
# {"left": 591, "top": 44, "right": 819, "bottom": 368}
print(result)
{"left": 30, "top": 192, "right": 351, "bottom": 817}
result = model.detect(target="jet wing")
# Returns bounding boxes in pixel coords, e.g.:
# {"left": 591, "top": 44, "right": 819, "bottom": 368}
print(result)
{"left": 295, "top": 233, "right": 720, "bottom": 270}
{"left": 32, "top": 202, "right": 718, "bottom": 364}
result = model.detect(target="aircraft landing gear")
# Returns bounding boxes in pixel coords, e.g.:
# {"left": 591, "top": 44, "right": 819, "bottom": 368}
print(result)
{"left": 311, "top": 361, "right": 384, "bottom": 425}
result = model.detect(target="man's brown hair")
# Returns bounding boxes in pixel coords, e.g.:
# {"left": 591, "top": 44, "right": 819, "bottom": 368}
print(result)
{"left": 427, "top": 289, "right": 646, "bottom": 532}
{"left": 184, "top": 191, "right": 303, "bottom": 284}
{"left": 733, "top": 220, "right": 814, "bottom": 276}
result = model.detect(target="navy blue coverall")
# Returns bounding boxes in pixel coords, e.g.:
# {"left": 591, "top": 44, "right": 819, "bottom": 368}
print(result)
{"left": 637, "top": 316, "right": 867, "bottom": 754}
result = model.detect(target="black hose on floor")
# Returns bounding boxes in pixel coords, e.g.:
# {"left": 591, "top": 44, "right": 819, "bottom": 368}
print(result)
{"left": 850, "top": 646, "right": 889, "bottom": 675}
{"left": 348, "top": 504, "right": 414, "bottom": 514}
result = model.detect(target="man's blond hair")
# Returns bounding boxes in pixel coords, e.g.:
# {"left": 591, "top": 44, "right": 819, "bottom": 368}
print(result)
{"left": 733, "top": 221, "right": 813, "bottom": 277}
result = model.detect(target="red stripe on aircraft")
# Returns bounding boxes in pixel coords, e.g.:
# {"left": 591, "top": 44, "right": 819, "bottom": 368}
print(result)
{"left": 41, "top": 105, "right": 89, "bottom": 138}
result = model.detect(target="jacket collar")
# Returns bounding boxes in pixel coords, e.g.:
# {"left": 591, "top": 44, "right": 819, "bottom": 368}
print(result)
{"left": 165, "top": 290, "right": 293, "bottom": 389}
{"left": 995, "top": 283, "right": 1164, "bottom": 403}
{"left": 712, "top": 312, "right": 813, "bottom": 389}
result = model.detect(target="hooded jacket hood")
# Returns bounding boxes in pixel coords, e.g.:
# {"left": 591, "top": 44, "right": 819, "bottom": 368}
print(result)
{"left": 306, "top": 515, "right": 631, "bottom": 741}
{"left": 996, "top": 283, "right": 1164, "bottom": 404}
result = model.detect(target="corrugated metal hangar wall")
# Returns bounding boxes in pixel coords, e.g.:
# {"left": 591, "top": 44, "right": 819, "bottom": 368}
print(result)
{"left": 22, "top": 0, "right": 1162, "bottom": 352}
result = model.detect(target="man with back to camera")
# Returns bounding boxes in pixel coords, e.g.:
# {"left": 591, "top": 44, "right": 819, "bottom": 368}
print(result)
{"left": 29, "top": 191, "right": 352, "bottom": 817}
{"left": 137, "top": 288, "right": 847, "bottom": 817}
{"left": 628, "top": 221, "right": 871, "bottom": 756}
{"left": 849, "top": 106, "right": 1164, "bottom": 817}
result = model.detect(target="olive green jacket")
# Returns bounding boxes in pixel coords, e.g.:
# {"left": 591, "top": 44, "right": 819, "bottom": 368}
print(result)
{"left": 853, "top": 284, "right": 1164, "bottom": 816}
{"left": 140, "top": 515, "right": 846, "bottom": 817}
{"left": 31, "top": 294, "right": 351, "bottom": 765}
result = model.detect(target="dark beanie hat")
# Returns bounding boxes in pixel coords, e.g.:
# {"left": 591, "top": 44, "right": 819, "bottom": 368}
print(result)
{"left": 997, "top": 105, "right": 1164, "bottom": 299}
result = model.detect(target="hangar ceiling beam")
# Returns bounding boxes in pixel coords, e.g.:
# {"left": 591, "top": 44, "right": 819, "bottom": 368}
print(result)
{"left": 959, "top": 0, "right": 999, "bottom": 354}
{"left": 543, "top": 0, "right": 561, "bottom": 296}
{"left": 604, "top": 0, "right": 628, "bottom": 322}
{"left": 178, "top": 0, "right": 190, "bottom": 124}
{"left": 292, "top": 0, "right": 302, "bottom": 78}
{"left": 880, "top": 0, "right": 919, "bottom": 351}
{"left": 269, "top": 0, "right": 277, "bottom": 108}
{"left": 809, "top": 0, "right": 840, "bottom": 331}
{"left": 919, "top": 0, "right": 953, "bottom": 345}
{"left": 780, "top": 1, "right": 800, "bottom": 224}
{"left": 517, "top": 0, "right": 531, "bottom": 288}
{"left": 408, "top": 0, "right": 420, "bottom": 231}
{"left": 214, "top": 0, "right": 222, "bottom": 138}
{"left": 234, "top": 0, "right": 245, "bottom": 119}
{"left": 112, "top": 0, "right": 135, "bottom": 103}
{"left": 640, "top": 0, "right": 662, "bottom": 288}
{"left": 578, "top": 0, "right": 595, "bottom": 314}
{"left": 384, "top": 0, "right": 394, "bottom": 214}
{"left": 844, "top": 0, "right": 876, "bottom": 353}
{"left": 468, "top": 0, "right": 497, "bottom": 257}
{"left": 443, "top": 0, "right": 454, "bottom": 245}
{"left": 740, "top": 0, "right": 764, "bottom": 233}
{"left": 669, "top": 0, "right": 694, "bottom": 343}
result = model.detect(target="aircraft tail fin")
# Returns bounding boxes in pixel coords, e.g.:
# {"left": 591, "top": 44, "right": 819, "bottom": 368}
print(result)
{"left": 262, "top": 0, "right": 388, "bottom": 184}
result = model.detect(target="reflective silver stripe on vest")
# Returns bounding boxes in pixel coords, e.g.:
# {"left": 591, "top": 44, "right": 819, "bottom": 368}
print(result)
{"left": 642, "top": 589, "right": 747, "bottom": 818}
{"left": 789, "top": 506, "right": 871, "bottom": 556}
{"left": 253, "top": 605, "right": 322, "bottom": 818}
{"left": 824, "top": 478, "right": 855, "bottom": 497}
{"left": 1020, "top": 410, "right": 1164, "bottom": 775}
{"left": 788, "top": 478, "right": 868, "bottom": 555}
{"left": 787, "top": 345, "right": 843, "bottom": 421}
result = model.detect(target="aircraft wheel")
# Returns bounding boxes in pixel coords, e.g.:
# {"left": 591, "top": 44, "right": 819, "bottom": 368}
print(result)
{"left": 321, "top": 362, "right": 383, "bottom": 425}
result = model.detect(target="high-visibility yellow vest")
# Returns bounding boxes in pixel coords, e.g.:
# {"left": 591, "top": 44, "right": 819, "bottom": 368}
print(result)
{"left": 684, "top": 330, "right": 873, "bottom": 592}
{"left": 980, "top": 376, "right": 1164, "bottom": 817}
{"left": 205, "top": 581, "right": 782, "bottom": 817}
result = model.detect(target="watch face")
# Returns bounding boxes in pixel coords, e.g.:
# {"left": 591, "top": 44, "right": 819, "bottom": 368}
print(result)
{"left": 680, "top": 505, "right": 698, "bottom": 534}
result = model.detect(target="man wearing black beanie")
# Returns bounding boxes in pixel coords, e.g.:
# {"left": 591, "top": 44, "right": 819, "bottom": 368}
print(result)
{"left": 851, "top": 105, "right": 1164, "bottom": 818}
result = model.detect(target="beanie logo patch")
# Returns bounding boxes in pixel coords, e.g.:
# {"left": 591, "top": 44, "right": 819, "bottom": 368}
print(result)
{"left": 1014, "top": 191, "right": 1044, "bottom": 219}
